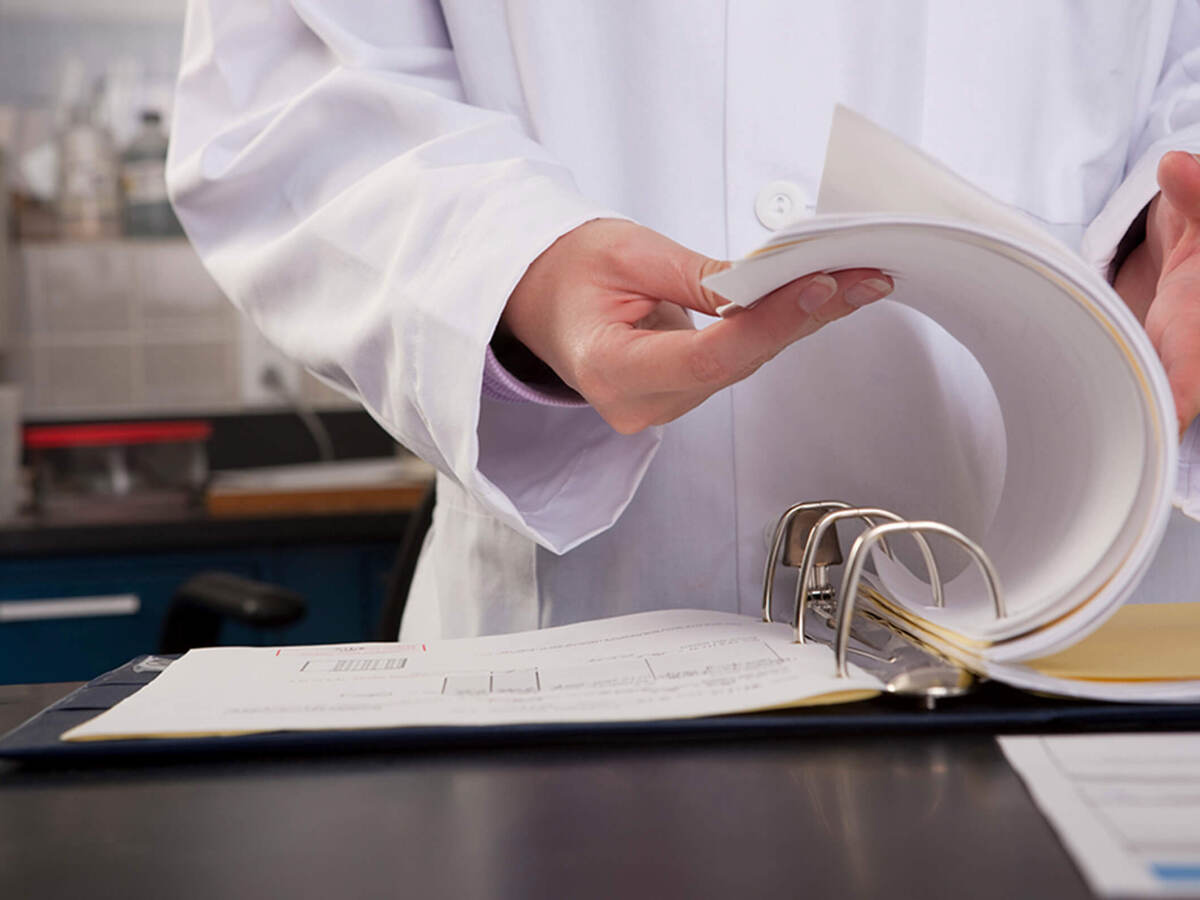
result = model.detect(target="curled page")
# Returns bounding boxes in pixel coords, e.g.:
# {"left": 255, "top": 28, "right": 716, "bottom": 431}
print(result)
{"left": 703, "top": 108, "right": 1175, "bottom": 661}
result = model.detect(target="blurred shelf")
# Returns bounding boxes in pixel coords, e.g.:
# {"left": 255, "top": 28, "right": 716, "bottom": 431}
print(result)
{"left": 0, "top": 501, "right": 416, "bottom": 558}
{"left": 206, "top": 457, "right": 434, "bottom": 518}
{"left": 0, "top": 0, "right": 184, "bottom": 23}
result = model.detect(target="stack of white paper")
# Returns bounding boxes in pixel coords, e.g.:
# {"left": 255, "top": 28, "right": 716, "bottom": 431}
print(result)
{"left": 705, "top": 108, "right": 1183, "bottom": 699}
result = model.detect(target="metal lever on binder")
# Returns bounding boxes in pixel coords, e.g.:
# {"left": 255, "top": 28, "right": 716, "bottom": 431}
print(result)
{"left": 762, "top": 500, "right": 895, "bottom": 624}
{"left": 791, "top": 507, "right": 944, "bottom": 644}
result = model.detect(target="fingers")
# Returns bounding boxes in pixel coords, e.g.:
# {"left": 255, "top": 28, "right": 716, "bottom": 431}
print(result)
{"left": 675, "top": 267, "right": 893, "bottom": 388}
{"left": 1146, "top": 155, "right": 1200, "bottom": 432}
{"left": 593, "top": 219, "right": 877, "bottom": 320}
{"left": 790, "top": 268, "right": 894, "bottom": 328}
{"left": 1164, "top": 344, "right": 1200, "bottom": 436}
{"left": 590, "top": 268, "right": 892, "bottom": 429}
{"left": 509, "top": 218, "right": 895, "bottom": 433}
{"left": 1155, "top": 154, "right": 1200, "bottom": 283}
{"left": 1158, "top": 152, "right": 1200, "bottom": 226}
{"left": 1147, "top": 272, "right": 1200, "bottom": 433}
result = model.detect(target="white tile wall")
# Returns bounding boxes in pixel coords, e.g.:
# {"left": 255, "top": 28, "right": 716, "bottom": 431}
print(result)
{"left": 14, "top": 239, "right": 357, "bottom": 418}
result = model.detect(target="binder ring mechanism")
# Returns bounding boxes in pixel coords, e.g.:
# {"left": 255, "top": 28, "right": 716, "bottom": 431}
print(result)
{"left": 762, "top": 501, "right": 1005, "bottom": 703}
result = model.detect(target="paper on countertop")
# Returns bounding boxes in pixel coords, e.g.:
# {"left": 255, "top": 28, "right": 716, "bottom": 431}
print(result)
{"left": 1000, "top": 734, "right": 1200, "bottom": 896}
{"left": 62, "top": 610, "right": 881, "bottom": 741}
{"left": 702, "top": 107, "right": 1175, "bottom": 665}
{"left": 209, "top": 456, "right": 434, "bottom": 493}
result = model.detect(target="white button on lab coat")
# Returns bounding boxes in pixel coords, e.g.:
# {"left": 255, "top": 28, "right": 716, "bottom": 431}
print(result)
{"left": 169, "top": 1, "right": 1200, "bottom": 639}
{"left": 755, "top": 181, "right": 811, "bottom": 230}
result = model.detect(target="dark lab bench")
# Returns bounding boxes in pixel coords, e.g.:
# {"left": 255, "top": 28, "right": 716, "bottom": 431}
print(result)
{"left": 0, "top": 506, "right": 410, "bottom": 684}
{"left": 0, "top": 682, "right": 1094, "bottom": 900}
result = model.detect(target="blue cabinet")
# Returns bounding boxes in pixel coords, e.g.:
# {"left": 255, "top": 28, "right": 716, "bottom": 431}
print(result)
{"left": 0, "top": 542, "right": 398, "bottom": 684}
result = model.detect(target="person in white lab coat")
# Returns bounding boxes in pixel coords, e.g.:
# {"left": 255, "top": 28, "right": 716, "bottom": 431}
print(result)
{"left": 168, "top": 2, "right": 1200, "bottom": 639}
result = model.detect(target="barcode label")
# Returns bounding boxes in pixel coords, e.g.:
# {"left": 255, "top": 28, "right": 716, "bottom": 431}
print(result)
{"left": 301, "top": 657, "right": 407, "bottom": 673}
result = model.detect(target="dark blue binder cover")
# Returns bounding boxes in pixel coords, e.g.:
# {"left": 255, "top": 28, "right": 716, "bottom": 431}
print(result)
{"left": 4, "top": 655, "right": 1200, "bottom": 764}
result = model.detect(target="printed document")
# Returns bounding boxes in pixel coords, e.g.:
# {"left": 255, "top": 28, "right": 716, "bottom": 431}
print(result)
{"left": 999, "top": 734, "right": 1200, "bottom": 897}
{"left": 63, "top": 610, "right": 881, "bottom": 741}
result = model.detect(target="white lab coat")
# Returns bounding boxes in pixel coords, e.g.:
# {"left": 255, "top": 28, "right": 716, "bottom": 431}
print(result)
{"left": 170, "top": 1, "right": 1200, "bottom": 639}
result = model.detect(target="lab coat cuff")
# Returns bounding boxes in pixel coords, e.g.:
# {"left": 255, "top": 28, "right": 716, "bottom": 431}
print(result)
{"left": 409, "top": 179, "right": 652, "bottom": 553}
{"left": 482, "top": 345, "right": 588, "bottom": 407}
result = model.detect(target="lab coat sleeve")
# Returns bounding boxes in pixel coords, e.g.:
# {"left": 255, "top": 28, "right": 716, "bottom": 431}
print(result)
{"left": 167, "top": 1, "right": 662, "bottom": 554}
{"left": 1078, "top": 1, "right": 1200, "bottom": 519}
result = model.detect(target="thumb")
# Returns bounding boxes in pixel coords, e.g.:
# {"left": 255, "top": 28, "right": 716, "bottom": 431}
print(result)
{"left": 612, "top": 227, "right": 732, "bottom": 316}
{"left": 1157, "top": 151, "right": 1200, "bottom": 223}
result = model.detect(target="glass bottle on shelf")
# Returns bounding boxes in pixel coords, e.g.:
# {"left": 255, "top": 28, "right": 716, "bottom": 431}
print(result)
{"left": 120, "top": 110, "right": 183, "bottom": 238}
{"left": 56, "top": 86, "right": 121, "bottom": 240}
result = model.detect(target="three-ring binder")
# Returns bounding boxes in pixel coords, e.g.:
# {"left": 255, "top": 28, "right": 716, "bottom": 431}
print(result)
{"left": 763, "top": 500, "right": 1006, "bottom": 706}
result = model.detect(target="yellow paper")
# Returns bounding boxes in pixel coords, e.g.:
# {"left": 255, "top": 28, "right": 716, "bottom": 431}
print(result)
{"left": 1028, "top": 603, "right": 1200, "bottom": 681}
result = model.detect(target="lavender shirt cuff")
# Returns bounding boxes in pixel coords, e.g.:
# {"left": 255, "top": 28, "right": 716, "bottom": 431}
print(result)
{"left": 482, "top": 345, "right": 588, "bottom": 407}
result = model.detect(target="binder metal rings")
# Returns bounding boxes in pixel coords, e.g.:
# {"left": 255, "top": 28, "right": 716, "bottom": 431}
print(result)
{"left": 832, "top": 520, "right": 1005, "bottom": 678}
{"left": 792, "top": 508, "right": 944, "bottom": 643}
{"left": 763, "top": 502, "right": 1006, "bottom": 681}
{"left": 761, "top": 501, "right": 935, "bottom": 628}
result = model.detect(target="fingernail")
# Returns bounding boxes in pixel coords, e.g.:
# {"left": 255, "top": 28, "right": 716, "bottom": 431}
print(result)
{"left": 844, "top": 278, "right": 892, "bottom": 308}
{"left": 796, "top": 274, "right": 838, "bottom": 313}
